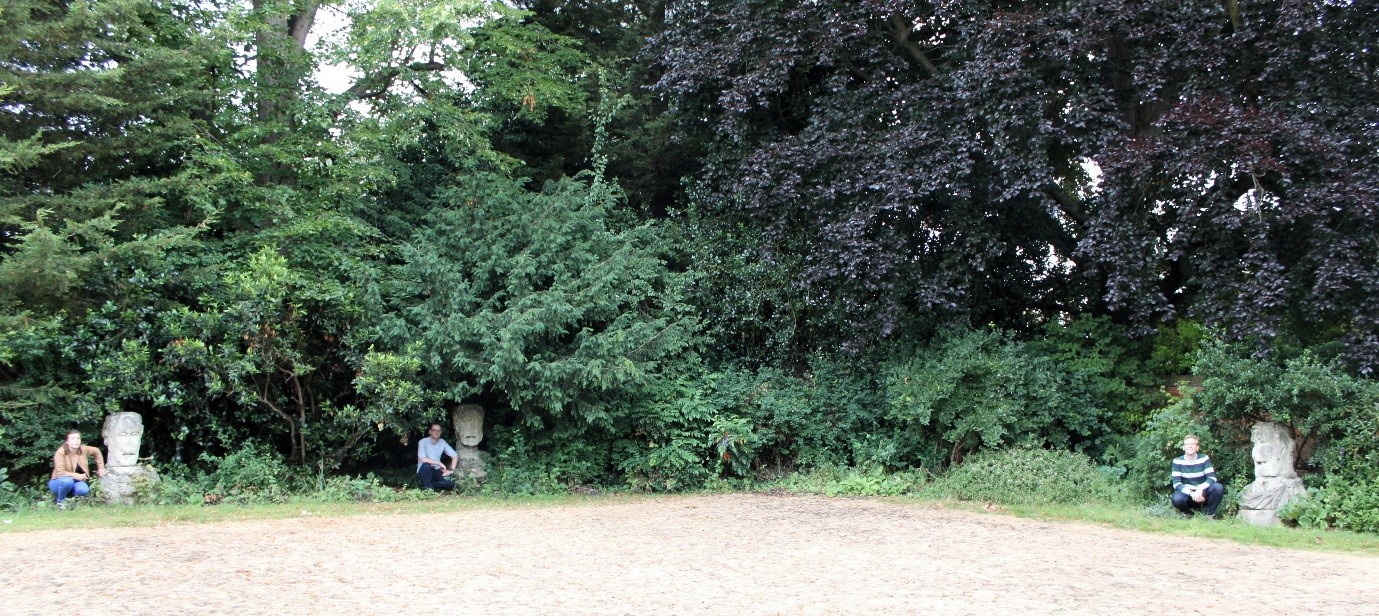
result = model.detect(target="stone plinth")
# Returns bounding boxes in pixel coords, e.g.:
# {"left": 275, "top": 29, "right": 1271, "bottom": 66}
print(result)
{"left": 102, "top": 465, "right": 160, "bottom": 505}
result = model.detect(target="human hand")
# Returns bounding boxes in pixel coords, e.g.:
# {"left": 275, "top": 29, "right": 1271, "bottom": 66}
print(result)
{"left": 97, "top": 468, "right": 107, "bottom": 478}
{"left": 1191, "top": 489, "right": 1206, "bottom": 503}
{"left": 74, "top": 473, "right": 87, "bottom": 481}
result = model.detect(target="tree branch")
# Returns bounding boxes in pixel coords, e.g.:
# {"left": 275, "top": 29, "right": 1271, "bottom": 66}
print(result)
{"left": 288, "top": 2, "right": 320, "bottom": 47}
{"left": 889, "top": 14, "right": 939, "bottom": 78}
{"left": 1222, "top": 0, "right": 1242, "bottom": 32}
{"left": 1043, "top": 185, "right": 1088, "bottom": 226}
{"left": 343, "top": 62, "right": 448, "bottom": 101}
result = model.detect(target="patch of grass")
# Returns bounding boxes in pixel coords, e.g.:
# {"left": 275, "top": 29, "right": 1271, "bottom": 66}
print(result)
{"left": 909, "top": 498, "right": 1379, "bottom": 556}
{"left": 0, "top": 492, "right": 644, "bottom": 534}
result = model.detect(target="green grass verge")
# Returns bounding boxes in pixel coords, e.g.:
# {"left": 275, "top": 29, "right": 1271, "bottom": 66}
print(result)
{"left": 909, "top": 498, "right": 1379, "bottom": 556}
{"left": 5, "top": 490, "right": 1377, "bottom": 557}
{"left": 0, "top": 492, "right": 646, "bottom": 534}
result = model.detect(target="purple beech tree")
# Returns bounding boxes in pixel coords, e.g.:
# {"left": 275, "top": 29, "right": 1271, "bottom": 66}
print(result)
{"left": 653, "top": 0, "right": 1378, "bottom": 370}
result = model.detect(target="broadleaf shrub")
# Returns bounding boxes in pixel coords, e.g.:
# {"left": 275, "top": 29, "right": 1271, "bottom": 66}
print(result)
{"left": 1278, "top": 476, "right": 1379, "bottom": 534}
{"left": 886, "top": 328, "right": 1111, "bottom": 468}
{"left": 198, "top": 442, "right": 293, "bottom": 504}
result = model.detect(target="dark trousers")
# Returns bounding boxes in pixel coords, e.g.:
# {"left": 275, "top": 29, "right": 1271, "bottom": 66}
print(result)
{"left": 1171, "top": 482, "right": 1225, "bottom": 516}
{"left": 417, "top": 464, "right": 455, "bottom": 491}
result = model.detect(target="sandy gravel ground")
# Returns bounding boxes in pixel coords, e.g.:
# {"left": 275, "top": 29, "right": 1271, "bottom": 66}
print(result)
{"left": 2, "top": 493, "right": 1374, "bottom": 615}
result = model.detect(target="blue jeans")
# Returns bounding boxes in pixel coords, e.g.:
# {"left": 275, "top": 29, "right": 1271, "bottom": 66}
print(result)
{"left": 1171, "top": 482, "right": 1225, "bottom": 516}
{"left": 48, "top": 477, "right": 90, "bottom": 503}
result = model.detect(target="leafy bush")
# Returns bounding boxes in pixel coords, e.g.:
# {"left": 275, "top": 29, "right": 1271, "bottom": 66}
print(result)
{"left": 616, "top": 377, "right": 716, "bottom": 491}
{"left": 198, "top": 443, "right": 293, "bottom": 504}
{"left": 133, "top": 472, "right": 204, "bottom": 506}
{"left": 1118, "top": 401, "right": 1216, "bottom": 499}
{"left": 484, "top": 428, "right": 601, "bottom": 495}
{"left": 781, "top": 464, "right": 928, "bottom": 497}
{"left": 1030, "top": 315, "right": 1161, "bottom": 435}
{"left": 1146, "top": 319, "right": 1206, "bottom": 376}
{"left": 1192, "top": 341, "right": 1378, "bottom": 449}
{"left": 0, "top": 467, "right": 22, "bottom": 510}
{"left": 738, "top": 360, "right": 888, "bottom": 471}
{"left": 615, "top": 358, "right": 890, "bottom": 491}
{"left": 886, "top": 328, "right": 1111, "bottom": 468}
{"left": 924, "top": 448, "right": 1127, "bottom": 506}
{"left": 1278, "top": 476, "right": 1379, "bottom": 534}
{"left": 316, "top": 473, "right": 418, "bottom": 503}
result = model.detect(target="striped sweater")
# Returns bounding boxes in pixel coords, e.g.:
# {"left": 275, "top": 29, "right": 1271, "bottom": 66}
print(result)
{"left": 1171, "top": 454, "right": 1218, "bottom": 493}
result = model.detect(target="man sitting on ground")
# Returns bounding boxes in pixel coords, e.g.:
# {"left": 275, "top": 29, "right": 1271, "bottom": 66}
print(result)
{"left": 417, "top": 423, "right": 458, "bottom": 490}
{"left": 1171, "top": 434, "right": 1225, "bottom": 518}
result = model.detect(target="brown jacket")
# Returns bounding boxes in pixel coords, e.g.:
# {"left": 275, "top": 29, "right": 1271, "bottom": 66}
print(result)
{"left": 51, "top": 445, "right": 105, "bottom": 480}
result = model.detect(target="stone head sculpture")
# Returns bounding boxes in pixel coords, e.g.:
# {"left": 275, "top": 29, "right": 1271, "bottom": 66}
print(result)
{"left": 102, "top": 412, "right": 144, "bottom": 467}
{"left": 1250, "top": 421, "right": 1297, "bottom": 480}
{"left": 455, "top": 405, "right": 484, "bottom": 447}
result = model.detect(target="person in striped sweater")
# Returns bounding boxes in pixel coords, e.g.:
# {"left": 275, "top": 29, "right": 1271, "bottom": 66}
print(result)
{"left": 1171, "top": 434, "right": 1225, "bottom": 517}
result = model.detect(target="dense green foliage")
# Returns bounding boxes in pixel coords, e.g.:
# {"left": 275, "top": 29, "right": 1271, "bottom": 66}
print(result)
{"left": 1180, "top": 342, "right": 1379, "bottom": 530}
{"left": 1, "top": 0, "right": 1376, "bottom": 531}
{"left": 888, "top": 327, "right": 1114, "bottom": 468}
{"left": 926, "top": 448, "right": 1127, "bottom": 506}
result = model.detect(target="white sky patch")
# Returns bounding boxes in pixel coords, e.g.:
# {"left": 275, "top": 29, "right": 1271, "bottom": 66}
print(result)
{"left": 310, "top": 6, "right": 358, "bottom": 95}
{"left": 1078, "top": 157, "right": 1103, "bottom": 197}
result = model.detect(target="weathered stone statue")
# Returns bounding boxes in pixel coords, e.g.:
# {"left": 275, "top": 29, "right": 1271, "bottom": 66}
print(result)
{"left": 1238, "top": 422, "right": 1306, "bottom": 526}
{"left": 451, "top": 404, "right": 487, "bottom": 481}
{"left": 101, "top": 412, "right": 159, "bottom": 505}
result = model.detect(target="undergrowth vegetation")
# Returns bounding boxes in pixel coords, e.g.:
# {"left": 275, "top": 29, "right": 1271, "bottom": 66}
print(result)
{"left": 924, "top": 448, "right": 1129, "bottom": 506}
{"left": 6, "top": 327, "right": 1378, "bottom": 540}
{"left": 2, "top": 0, "right": 1378, "bottom": 545}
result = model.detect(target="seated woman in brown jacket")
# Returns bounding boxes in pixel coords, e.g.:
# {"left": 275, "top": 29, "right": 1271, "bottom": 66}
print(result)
{"left": 49, "top": 429, "right": 106, "bottom": 510}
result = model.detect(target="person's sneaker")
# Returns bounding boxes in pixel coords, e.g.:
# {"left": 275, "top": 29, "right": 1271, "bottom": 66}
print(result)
{"left": 56, "top": 501, "right": 67, "bottom": 511}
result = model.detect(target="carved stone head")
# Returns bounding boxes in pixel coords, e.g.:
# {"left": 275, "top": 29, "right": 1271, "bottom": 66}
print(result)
{"left": 1250, "top": 421, "right": 1297, "bottom": 480}
{"left": 454, "top": 405, "right": 484, "bottom": 447}
{"left": 102, "top": 412, "right": 144, "bottom": 467}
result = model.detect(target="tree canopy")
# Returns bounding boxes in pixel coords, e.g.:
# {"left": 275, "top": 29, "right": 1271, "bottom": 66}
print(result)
{"left": 654, "top": 0, "right": 1378, "bottom": 368}
{"left": 1, "top": 0, "right": 1376, "bottom": 512}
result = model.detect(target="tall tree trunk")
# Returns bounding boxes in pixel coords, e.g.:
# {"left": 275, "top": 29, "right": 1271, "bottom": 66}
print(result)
{"left": 252, "top": 0, "right": 319, "bottom": 186}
